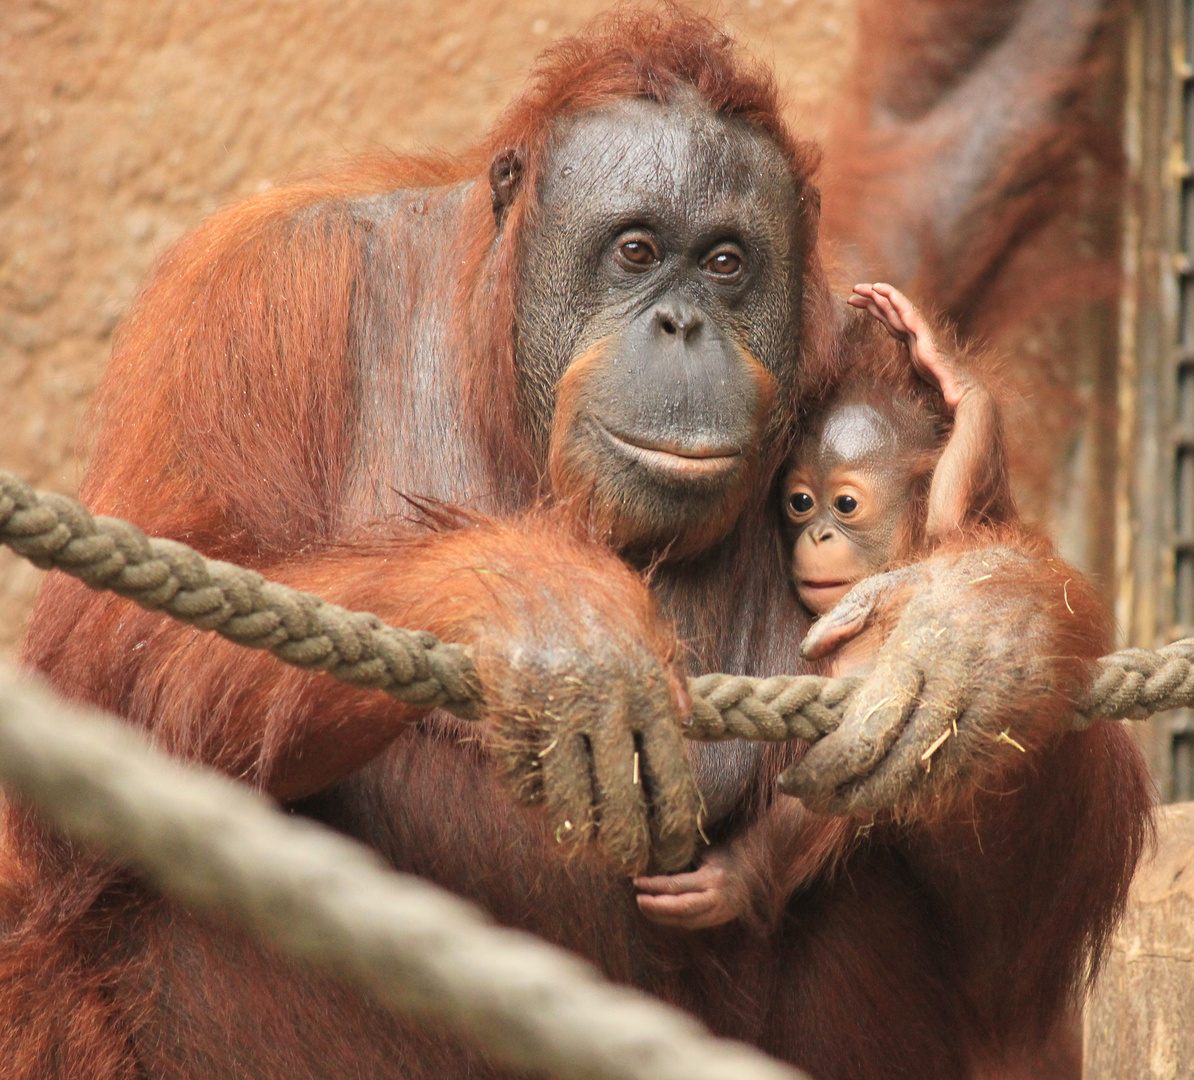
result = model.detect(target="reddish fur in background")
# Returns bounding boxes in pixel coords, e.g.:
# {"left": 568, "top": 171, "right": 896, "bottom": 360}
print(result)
{"left": 0, "top": 6, "right": 1152, "bottom": 1080}
{"left": 821, "top": 0, "right": 1126, "bottom": 536}
{"left": 822, "top": 0, "right": 1119, "bottom": 323}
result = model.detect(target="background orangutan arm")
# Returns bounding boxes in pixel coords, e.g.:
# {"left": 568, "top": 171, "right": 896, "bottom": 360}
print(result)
{"left": 824, "top": 0, "right": 1112, "bottom": 318}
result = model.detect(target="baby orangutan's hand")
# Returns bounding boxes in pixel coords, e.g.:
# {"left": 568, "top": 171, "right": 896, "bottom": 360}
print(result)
{"left": 849, "top": 283, "right": 966, "bottom": 410}
{"left": 633, "top": 846, "right": 750, "bottom": 930}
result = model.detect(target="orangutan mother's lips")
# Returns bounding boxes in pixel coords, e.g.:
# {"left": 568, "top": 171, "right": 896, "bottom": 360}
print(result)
{"left": 598, "top": 424, "right": 742, "bottom": 477}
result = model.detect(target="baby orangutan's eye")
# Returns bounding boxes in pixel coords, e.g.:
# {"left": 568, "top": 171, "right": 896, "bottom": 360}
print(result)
{"left": 788, "top": 492, "right": 814, "bottom": 515}
{"left": 834, "top": 494, "right": 858, "bottom": 514}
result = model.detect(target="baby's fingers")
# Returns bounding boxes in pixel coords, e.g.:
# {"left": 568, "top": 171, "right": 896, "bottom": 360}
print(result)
{"left": 802, "top": 567, "right": 921, "bottom": 660}
{"left": 636, "top": 889, "right": 722, "bottom": 928}
{"left": 634, "top": 870, "right": 707, "bottom": 895}
{"left": 851, "top": 282, "right": 910, "bottom": 340}
{"left": 869, "top": 287, "right": 911, "bottom": 336}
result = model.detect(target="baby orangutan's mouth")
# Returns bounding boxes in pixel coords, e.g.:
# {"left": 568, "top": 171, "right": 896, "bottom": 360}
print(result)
{"left": 798, "top": 578, "right": 858, "bottom": 616}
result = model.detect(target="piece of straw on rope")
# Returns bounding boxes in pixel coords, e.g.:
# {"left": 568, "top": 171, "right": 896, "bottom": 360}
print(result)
{"left": 0, "top": 665, "right": 809, "bottom": 1080}
{"left": 2, "top": 468, "right": 1191, "bottom": 741}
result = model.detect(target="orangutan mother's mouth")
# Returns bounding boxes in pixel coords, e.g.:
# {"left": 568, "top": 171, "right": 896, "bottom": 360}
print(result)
{"left": 598, "top": 424, "right": 742, "bottom": 478}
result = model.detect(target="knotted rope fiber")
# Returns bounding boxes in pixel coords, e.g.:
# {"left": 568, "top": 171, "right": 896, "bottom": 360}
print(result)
{"left": 1, "top": 469, "right": 1189, "bottom": 742}
{"left": 0, "top": 665, "right": 808, "bottom": 1080}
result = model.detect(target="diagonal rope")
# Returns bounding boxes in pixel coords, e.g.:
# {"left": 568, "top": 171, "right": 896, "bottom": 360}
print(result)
{"left": 0, "top": 469, "right": 1185, "bottom": 743}
{"left": 0, "top": 665, "right": 809, "bottom": 1080}
{"left": 0, "top": 472, "right": 482, "bottom": 718}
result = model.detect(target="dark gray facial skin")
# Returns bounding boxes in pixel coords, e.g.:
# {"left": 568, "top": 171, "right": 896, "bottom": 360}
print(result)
{"left": 513, "top": 90, "right": 804, "bottom": 559}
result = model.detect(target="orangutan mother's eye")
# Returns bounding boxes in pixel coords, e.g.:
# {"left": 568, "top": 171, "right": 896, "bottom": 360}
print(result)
{"left": 615, "top": 234, "right": 660, "bottom": 270}
{"left": 702, "top": 244, "right": 745, "bottom": 279}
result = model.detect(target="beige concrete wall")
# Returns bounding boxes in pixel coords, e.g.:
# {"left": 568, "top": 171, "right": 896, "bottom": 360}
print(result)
{"left": 0, "top": 0, "right": 856, "bottom": 657}
{"left": 1085, "top": 803, "right": 1194, "bottom": 1080}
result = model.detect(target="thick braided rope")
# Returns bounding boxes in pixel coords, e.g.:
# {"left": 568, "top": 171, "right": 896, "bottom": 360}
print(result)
{"left": 1078, "top": 639, "right": 1194, "bottom": 727}
{"left": 0, "top": 472, "right": 482, "bottom": 719}
{"left": 0, "top": 666, "right": 807, "bottom": 1080}
{"left": 0, "top": 470, "right": 1187, "bottom": 741}
{"left": 684, "top": 673, "right": 859, "bottom": 741}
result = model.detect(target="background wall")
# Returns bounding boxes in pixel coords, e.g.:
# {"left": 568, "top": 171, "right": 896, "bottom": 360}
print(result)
{"left": 0, "top": 0, "right": 857, "bottom": 656}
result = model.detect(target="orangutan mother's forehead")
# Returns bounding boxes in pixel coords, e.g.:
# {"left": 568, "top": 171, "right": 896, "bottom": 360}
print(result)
{"left": 538, "top": 94, "right": 798, "bottom": 224}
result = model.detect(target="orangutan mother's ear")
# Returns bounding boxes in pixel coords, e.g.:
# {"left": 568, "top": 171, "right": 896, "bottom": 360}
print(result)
{"left": 490, "top": 147, "right": 526, "bottom": 230}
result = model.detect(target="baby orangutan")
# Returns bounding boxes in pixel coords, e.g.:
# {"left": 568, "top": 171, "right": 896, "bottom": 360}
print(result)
{"left": 634, "top": 283, "right": 1014, "bottom": 930}
{"left": 784, "top": 282, "right": 1011, "bottom": 675}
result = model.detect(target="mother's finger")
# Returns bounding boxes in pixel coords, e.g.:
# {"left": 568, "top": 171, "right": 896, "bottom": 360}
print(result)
{"left": 802, "top": 567, "right": 920, "bottom": 660}
{"left": 588, "top": 709, "right": 652, "bottom": 875}
{"left": 778, "top": 650, "right": 924, "bottom": 802}
{"left": 637, "top": 713, "right": 700, "bottom": 873}
{"left": 540, "top": 728, "right": 599, "bottom": 852}
{"left": 809, "top": 673, "right": 968, "bottom": 816}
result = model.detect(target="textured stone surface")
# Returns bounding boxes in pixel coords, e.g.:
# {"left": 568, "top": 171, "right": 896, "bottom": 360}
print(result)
{"left": 1085, "top": 802, "right": 1194, "bottom": 1080}
{"left": 0, "top": 0, "right": 856, "bottom": 656}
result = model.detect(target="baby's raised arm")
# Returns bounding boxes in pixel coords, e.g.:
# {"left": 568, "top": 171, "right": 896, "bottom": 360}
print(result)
{"left": 849, "top": 283, "right": 1009, "bottom": 541}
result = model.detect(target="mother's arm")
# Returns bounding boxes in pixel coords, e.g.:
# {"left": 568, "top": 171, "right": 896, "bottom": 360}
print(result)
{"left": 22, "top": 171, "right": 699, "bottom": 879}
{"left": 788, "top": 540, "right": 1111, "bottom": 815}
{"left": 787, "top": 540, "right": 1155, "bottom": 1038}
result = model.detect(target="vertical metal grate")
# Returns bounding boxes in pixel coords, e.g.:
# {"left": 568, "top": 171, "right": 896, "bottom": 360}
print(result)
{"left": 1167, "top": 0, "right": 1194, "bottom": 798}
{"left": 1177, "top": 2, "right": 1194, "bottom": 623}
{"left": 1119, "top": 0, "right": 1194, "bottom": 801}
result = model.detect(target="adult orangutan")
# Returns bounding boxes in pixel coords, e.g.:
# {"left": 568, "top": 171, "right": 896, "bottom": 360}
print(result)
{"left": 0, "top": 8, "right": 1151, "bottom": 1080}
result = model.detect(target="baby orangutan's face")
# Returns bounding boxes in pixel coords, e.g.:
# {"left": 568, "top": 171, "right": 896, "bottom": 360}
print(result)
{"left": 784, "top": 403, "right": 911, "bottom": 616}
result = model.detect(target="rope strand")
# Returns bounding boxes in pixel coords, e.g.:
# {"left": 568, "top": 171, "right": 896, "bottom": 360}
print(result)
{"left": 0, "top": 665, "right": 808, "bottom": 1080}
{"left": 0, "top": 470, "right": 1181, "bottom": 741}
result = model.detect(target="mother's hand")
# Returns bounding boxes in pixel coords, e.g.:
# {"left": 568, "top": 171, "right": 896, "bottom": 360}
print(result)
{"left": 445, "top": 519, "right": 701, "bottom": 877}
{"left": 779, "top": 546, "right": 1103, "bottom": 817}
